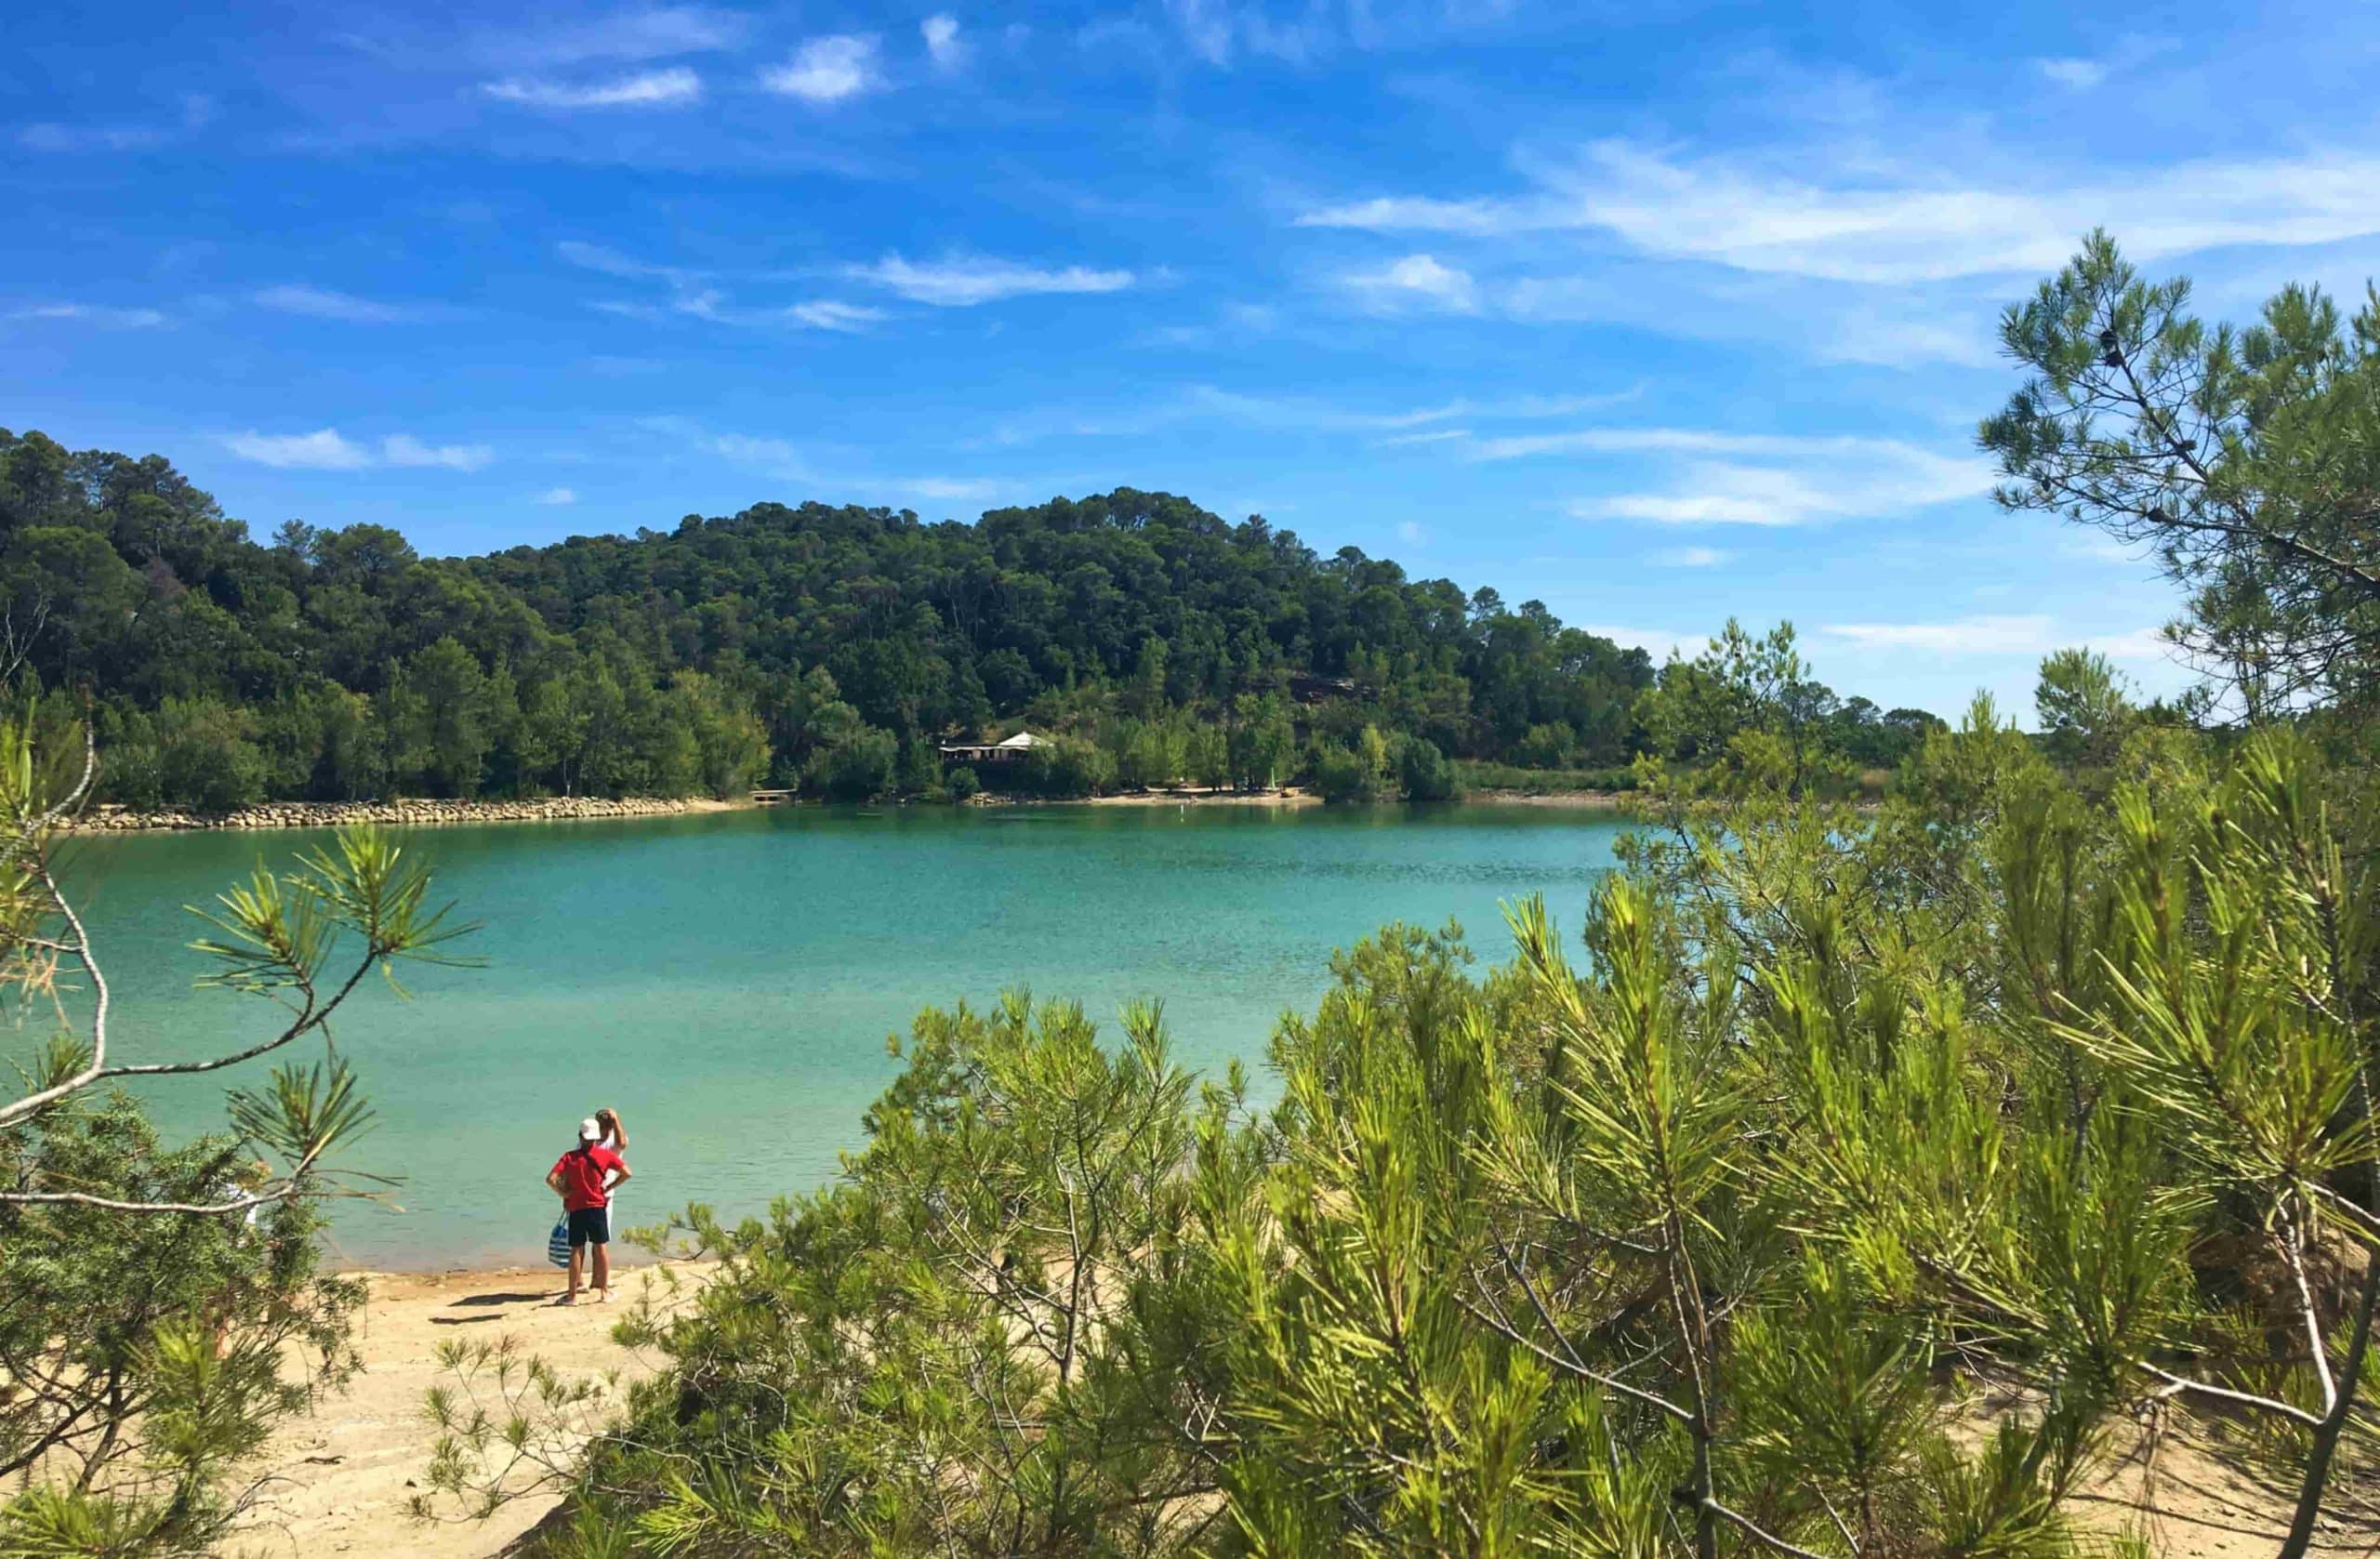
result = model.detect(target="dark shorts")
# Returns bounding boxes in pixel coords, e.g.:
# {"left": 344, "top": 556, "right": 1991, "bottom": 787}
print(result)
{"left": 566, "top": 1206, "right": 610, "bottom": 1247}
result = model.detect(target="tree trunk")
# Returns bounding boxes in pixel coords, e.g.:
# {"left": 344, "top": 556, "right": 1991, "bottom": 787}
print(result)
{"left": 2279, "top": 1248, "right": 2380, "bottom": 1558}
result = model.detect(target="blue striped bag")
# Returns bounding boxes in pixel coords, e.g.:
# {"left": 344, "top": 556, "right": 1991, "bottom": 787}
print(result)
{"left": 548, "top": 1217, "right": 572, "bottom": 1267}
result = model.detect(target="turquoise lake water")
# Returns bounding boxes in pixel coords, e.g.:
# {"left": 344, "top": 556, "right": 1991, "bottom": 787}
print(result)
{"left": 51, "top": 804, "right": 1625, "bottom": 1269}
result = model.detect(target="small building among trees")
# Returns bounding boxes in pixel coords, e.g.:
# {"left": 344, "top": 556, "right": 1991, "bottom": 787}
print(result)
{"left": 937, "top": 731, "right": 1047, "bottom": 767}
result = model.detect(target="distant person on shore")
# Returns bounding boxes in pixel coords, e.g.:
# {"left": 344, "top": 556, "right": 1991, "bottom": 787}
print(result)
{"left": 594, "top": 1107, "right": 628, "bottom": 1175}
{"left": 546, "top": 1117, "right": 629, "bottom": 1305}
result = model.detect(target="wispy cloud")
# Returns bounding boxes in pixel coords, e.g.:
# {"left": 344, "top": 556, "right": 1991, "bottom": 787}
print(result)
{"left": 16, "top": 94, "right": 212, "bottom": 153}
{"left": 922, "top": 14, "right": 965, "bottom": 69}
{"left": 7, "top": 302, "right": 168, "bottom": 327}
{"left": 972, "top": 386, "right": 1632, "bottom": 449}
{"left": 1818, "top": 614, "right": 2175, "bottom": 663}
{"left": 534, "top": 486, "right": 579, "bottom": 506}
{"left": 1146, "top": 0, "right": 1508, "bottom": 68}
{"left": 483, "top": 66, "right": 702, "bottom": 108}
{"left": 18, "top": 123, "right": 165, "bottom": 152}
{"left": 1479, "top": 428, "right": 1991, "bottom": 526}
{"left": 480, "top": 7, "right": 748, "bottom": 65}
{"left": 221, "top": 429, "right": 493, "bottom": 471}
{"left": 1339, "top": 253, "right": 1477, "bottom": 312}
{"left": 222, "top": 429, "right": 374, "bottom": 470}
{"left": 1299, "top": 140, "right": 2380, "bottom": 284}
{"left": 253, "top": 284, "right": 432, "bottom": 323}
{"left": 1375, "top": 428, "right": 1473, "bottom": 448}
{"left": 1652, "top": 545, "right": 1730, "bottom": 567}
{"left": 785, "top": 299, "right": 888, "bottom": 331}
{"left": 760, "top": 36, "right": 881, "bottom": 102}
{"left": 898, "top": 476, "right": 1002, "bottom": 500}
{"left": 384, "top": 434, "right": 494, "bottom": 470}
{"left": 557, "top": 240, "right": 686, "bottom": 280}
{"left": 2034, "top": 56, "right": 2108, "bottom": 89}
{"left": 850, "top": 253, "right": 1134, "bottom": 306}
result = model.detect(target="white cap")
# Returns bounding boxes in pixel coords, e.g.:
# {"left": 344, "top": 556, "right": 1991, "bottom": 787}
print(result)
{"left": 578, "top": 1117, "right": 602, "bottom": 1141}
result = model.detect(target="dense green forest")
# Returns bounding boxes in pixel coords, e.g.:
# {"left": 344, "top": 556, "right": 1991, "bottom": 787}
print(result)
{"left": 0, "top": 431, "right": 1947, "bottom": 808}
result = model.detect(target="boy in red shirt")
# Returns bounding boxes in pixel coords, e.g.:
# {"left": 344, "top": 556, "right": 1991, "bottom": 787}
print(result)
{"left": 546, "top": 1117, "right": 631, "bottom": 1304}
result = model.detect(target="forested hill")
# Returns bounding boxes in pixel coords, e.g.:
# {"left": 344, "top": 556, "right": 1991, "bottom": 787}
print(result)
{"left": 0, "top": 426, "right": 1933, "bottom": 807}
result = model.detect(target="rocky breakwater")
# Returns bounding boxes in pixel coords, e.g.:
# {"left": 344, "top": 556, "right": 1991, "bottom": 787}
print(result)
{"left": 73, "top": 797, "right": 708, "bottom": 833}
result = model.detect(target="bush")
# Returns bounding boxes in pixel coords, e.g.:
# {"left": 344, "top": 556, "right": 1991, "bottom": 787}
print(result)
{"left": 154, "top": 696, "right": 270, "bottom": 812}
{"left": 1396, "top": 736, "right": 1461, "bottom": 801}
{"left": 945, "top": 764, "right": 981, "bottom": 801}
{"left": 805, "top": 727, "right": 898, "bottom": 800}
{"left": 1308, "top": 743, "right": 1381, "bottom": 802}
{"left": 1454, "top": 760, "right": 1638, "bottom": 795}
{"left": 1017, "top": 735, "right": 1114, "bottom": 799}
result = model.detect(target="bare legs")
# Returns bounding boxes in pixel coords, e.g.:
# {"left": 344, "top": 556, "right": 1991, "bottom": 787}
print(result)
{"left": 559, "top": 1240, "right": 611, "bottom": 1305}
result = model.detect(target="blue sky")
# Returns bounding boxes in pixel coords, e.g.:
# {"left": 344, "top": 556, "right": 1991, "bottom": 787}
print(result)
{"left": 7, "top": 0, "right": 2376, "bottom": 719}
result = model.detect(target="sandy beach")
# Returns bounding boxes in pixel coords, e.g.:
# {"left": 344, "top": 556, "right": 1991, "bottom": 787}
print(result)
{"left": 223, "top": 1257, "right": 2332, "bottom": 1559}
{"left": 227, "top": 1261, "right": 712, "bottom": 1559}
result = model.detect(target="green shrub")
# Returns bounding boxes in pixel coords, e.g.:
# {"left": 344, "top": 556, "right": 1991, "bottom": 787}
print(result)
{"left": 1017, "top": 735, "right": 1114, "bottom": 798}
{"left": 1396, "top": 735, "right": 1461, "bottom": 801}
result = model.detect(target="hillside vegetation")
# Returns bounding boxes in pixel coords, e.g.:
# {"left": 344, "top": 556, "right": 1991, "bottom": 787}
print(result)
{"left": 0, "top": 443, "right": 1942, "bottom": 807}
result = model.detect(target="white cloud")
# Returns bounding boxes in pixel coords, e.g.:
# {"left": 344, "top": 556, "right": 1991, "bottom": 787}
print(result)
{"left": 1339, "top": 253, "right": 1477, "bottom": 312}
{"left": 1395, "top": 520, "right": 1428, "bottom": 544}
{"left": 16, "top": 96, "right": 210, "bottom": 153}
{"left": 1299, "top": 140, "right": 2380, "bottom": 284}
{"left": 495, "top": 7, "right": 748, "bottom": 64}
{"left": 850, "top": 253, "right": 1134, "bottom": 306}
{"left": 899, "top": 476, "right": 1000, "bottom": 500}
{"left": 1489, "top": 429, "right": 1992, "bottom": 526}
{"left": 222, "top": 429, "right": 374, "bottom": 469}
{"left": 7, "top": 302, "right": 168, "bottom": 327}
{"left": 483, "top": 66, "right": 702, "bottom": 108}
{"left": 18, "top": 123, "right": 164, "bottom": 152}
{"left": 382, "top": 434, "right": 496, "bottom": 470}
{"left": 921, "top": 14, "right": 965, "bottom": 68}
{"left": 221, "top": 429, "right": 494, "bottom": 472}
{"left": 2035, "top": 56, "right": 2108, "bottom": 89}
{"left": 1817, "top": 615, "right": 2176, "bottom": 663}
{"left": 557, "top": 240, "right": 685, "bottom": 278}
{"left": 253, "top": 284, "right": 424, "bottom": 323}
{"left": 786, "top": 299, "right": 887, "bottom": 331}
{"left": 534, "top": 486, "right": 579, "bottom": 505}
{"left": 1297, "top": 196, "right": 1507, "bottom": 236}
{"left": 1652, "top": 545, "right": 1729, "bottom": 567}
{"left": 972, "top": 385, "right": 1633, "bottom": 450}
{"left": 700, "top": 430, "right": 806, "bottom": 470}
{"left": 760, "top": 36, "right": 880, "bottom": 102}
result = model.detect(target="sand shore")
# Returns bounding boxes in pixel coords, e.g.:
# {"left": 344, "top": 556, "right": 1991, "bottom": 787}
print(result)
{"left": 224, "top": 1260, "right": 2326, "bottom": 1558}
{"left": 228, "top": 1261, "right": 712, "bottom": 1559}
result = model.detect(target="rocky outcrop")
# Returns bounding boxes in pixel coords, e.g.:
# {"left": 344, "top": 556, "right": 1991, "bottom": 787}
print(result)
{"left": 71, "top": 797, "right": 708, "bottom": 833}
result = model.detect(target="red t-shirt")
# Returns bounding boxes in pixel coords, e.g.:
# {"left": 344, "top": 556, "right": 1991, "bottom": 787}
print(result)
{"left": 550, "top": 1143, "right": 624, "bottom": 1210}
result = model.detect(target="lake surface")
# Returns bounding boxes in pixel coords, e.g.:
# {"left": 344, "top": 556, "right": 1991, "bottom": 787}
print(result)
{"left": 52, "top": 804, "right": 1625, "bottom": 1269}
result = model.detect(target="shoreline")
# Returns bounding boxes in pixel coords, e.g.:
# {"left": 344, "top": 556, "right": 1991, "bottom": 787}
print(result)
{"left": 70, "top": 786, "right": 1644, "bottom": 833}
{"left": 232, "top": 1260, "right": 715, "bottom": 1559}
{"left": 69, "top": 795, "right": 750, "bottom": 834}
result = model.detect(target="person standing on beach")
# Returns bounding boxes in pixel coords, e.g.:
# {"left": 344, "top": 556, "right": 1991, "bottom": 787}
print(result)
{"left": 593, "top": 1107, "right": 628, "bottom": 1209}
{"left": 545, "top": 1118, "right": 629, "bottom": 1305}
